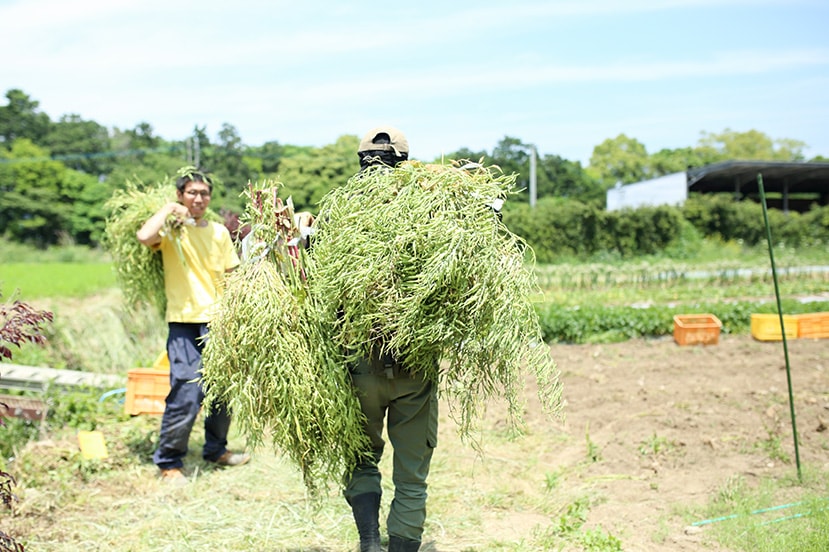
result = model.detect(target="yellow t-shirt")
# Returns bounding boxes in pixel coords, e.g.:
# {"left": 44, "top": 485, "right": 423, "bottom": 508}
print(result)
{"left": 158, "top": 221, "right": 240, "bottom": 323}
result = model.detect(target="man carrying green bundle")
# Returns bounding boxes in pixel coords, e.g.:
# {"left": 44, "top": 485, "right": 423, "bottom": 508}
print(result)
{"left": 344, "top": 127, "right": 435, "bottom": 552}
{"left": 136, "top": 167, "right": 249, "bottom": 485}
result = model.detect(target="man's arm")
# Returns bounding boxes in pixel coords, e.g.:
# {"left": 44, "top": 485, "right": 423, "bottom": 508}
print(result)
{"left": 136, "top": 202, "right": 190, "bottom": 247}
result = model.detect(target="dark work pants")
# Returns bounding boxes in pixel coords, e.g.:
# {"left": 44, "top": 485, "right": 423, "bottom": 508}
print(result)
{"left": 345, "top": 356, "right": 438, "bottom": 542}
{"left": 152, "top": 322, "right": 231, "bottom": 470}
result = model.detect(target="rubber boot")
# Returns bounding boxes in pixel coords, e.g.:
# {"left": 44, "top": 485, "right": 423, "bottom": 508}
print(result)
{"left": 388, "top": 535, "right": 421, "bottom": 552}
{"left": 349, "top": 492, "right": 382, "bottom": 552}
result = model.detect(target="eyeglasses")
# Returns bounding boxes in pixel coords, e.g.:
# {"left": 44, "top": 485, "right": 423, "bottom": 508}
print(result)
{"left": 184, "top": 190, "right": 211, "bottom": 199}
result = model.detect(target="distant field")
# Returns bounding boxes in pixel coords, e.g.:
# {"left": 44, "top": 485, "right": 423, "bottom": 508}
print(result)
{"left": 0, "top": 262, "right": 116, "bottom": 300}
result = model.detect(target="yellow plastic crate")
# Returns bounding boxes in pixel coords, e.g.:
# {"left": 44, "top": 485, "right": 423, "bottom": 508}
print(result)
{"left": 796, "top": 312, "right": 829, "bottom": 339}
{"left": 152, "top": 351, "right": 170, "bottom": 370}
{"left": 750, "top": 313, "right": 799, "bottom": 342}
{"left": 673, "top": 314, "right": 722, "bottom": 346}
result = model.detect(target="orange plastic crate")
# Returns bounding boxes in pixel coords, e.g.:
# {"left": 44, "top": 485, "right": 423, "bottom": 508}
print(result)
{"left": 124, "top": 368, "right": 170, "bottom": 416}
{"left": 750, "top": 314, "right": 799, "bottom": 342}
{"left": 673, "top": 314, "right": 722, "bottom": 346}
{"left": 796, "top": 312, "right": 829, "bottom": 339}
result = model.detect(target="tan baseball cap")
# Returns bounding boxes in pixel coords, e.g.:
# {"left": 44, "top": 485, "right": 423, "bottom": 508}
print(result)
{"left": 358, "top": 126, "right": 409, "bottom": 156}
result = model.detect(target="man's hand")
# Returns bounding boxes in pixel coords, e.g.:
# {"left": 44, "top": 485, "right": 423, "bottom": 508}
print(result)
{"left": 137, "top": 202, "right": 191, "bottom": 247}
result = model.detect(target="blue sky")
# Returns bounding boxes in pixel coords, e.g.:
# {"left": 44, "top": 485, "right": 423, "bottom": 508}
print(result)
{"left": 1, "top": 0, "right": 827, "bottom": 165}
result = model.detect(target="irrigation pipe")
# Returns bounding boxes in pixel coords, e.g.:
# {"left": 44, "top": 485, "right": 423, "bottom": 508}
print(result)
{"left": 757, "top": 173, "right": 801, "bottom": 481}
{"left": 760, "top": 506, "right": 829, "bottom": 526}
{"left": 692, "top": 498, "right": 829, "bottom": 526}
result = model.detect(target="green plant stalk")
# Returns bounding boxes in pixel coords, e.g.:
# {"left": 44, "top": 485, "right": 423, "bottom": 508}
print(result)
{"left": 309, "top": 161, "right": 562, "bottom": 441}
{"left": 201, "top": 259, "right": 370, "bottom": 495}
{"left": 102, "top": 180, "right": 173, "bottom": 317}
{"left": 757, "top": 173, "right": 801, "bottom": 481}
{"left": 201, "top": 181, "right": 369, "bottom": 495}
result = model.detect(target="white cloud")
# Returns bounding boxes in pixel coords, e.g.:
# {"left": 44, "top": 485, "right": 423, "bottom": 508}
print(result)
{"left": 229, "top": 48, "right": 829, "bottom": 107}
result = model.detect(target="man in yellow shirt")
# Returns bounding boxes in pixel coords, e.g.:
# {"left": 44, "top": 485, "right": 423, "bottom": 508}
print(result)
{"left": 137, "top": 167, "right": 248, "bottom": 484}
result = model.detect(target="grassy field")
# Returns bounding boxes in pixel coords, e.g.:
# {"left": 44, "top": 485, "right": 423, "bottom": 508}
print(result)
{"left": 0, "top": 262, "right": 117, "bottom": 300}
{"left": 0, "top": 240, "right": 116, "bottom": 300}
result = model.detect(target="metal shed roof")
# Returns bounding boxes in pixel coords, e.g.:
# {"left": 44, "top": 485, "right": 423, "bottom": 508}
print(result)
{"left": 686, "top": 160, "right": 829, "bottom": 196}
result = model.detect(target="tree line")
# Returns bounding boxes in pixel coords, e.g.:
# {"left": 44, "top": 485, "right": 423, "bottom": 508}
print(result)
{"left": 0, "top": 87, "right": 824, "bottom": 251}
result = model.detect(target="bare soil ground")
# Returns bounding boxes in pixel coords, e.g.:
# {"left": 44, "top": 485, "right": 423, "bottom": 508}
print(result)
{"left": 4, "top": 334, "right": 829, "bottom": 551}
{"left": 516, "top": 334, "right": 829, "bottom": 551}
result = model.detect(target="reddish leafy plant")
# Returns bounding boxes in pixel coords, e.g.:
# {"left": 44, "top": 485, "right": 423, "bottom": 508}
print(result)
{"left": 1, "top": 426, "right": 23, "bottom": 551}
{"left": 0, "top": 531, "right": 24, "bottom": 552}
{"left": 220, "top": 208, "right": 251, "bottom": 245}
{"left": 0, "top": 298, "right": 53, "bottom": 362}
{"left": 0, "top": 298, "right": 46, "bottom": 551}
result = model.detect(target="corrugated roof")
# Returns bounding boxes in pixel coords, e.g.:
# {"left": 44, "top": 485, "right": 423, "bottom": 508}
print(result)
{"left": 687, "top": 160, "right": 829, "bottom": 196}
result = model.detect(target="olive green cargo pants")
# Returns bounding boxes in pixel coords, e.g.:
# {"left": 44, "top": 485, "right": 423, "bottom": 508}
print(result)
{"left": 344, "top": 355, "right": 438, "bottom": 542}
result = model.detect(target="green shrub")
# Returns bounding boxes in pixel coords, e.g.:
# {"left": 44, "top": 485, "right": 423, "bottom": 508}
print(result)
{"left": 0, "top": 415, "right": 41, "bottom": 461}
{"left": 507, "top": 194, "right": 829, "bottom": 263}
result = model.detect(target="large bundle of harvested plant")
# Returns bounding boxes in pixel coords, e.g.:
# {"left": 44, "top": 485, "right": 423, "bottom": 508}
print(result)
{"left": 102, "top": 178, "right": 176, "bottom": 318}
{"left": 308, "top": 161, "right": 562, "bottom": 438}
{"left": 201, "top": 182, "right": 370, "bottom": 494}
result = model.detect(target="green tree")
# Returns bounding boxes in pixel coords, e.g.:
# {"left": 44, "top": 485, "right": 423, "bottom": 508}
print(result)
{"left": 43, "top": 114, "right": 113, "bottom": 175}
{"left": 111, "top": 122, "right": 162, "bottom": 153}
{"left": 588, "top": 134, "right": 649, "bottom": 186}
{"left": 438, "top": 147, "right": 489, "bottom": 164}
{"left": 696, "top": 128, "right": 806, "bottom": 162}
{"left": 63, "top": 169, "right": 112, "bottom": 245}
{"left": 252, "top": 140, "right": 285, "bottom": 174}
{"left": 0, "top": 139, "right": 71, "bottom": 246}
{"left": 104, "top": 149, "right": 188, "bottom": 194}
{"left": 537, "top": 154, "right": 603, "bottom": 205}
{"left": 278, "top": 135, "right": 360, "bottom": 213}
{"left": 196, "top": 123, "right": 255, "bottom": 213}
{"left": 0, "top": 89, "right": 52, "bottom": 148}
{"left": 457, "top": 136, "right": 539, "bottom": 206}
{"left": 106, "top": 122, "right": 186, "bottom": 192}
{"left": 108, "top": 123, "right": 183, "bottom": 174}
{"left": 442, "top": 139, "right": 600, "bottom": 205}
{"left": 491, "top": 136, "right": 534, "bottom": 196}
{"left": 649, "top": 146, "right": 713, "bottom": 177}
